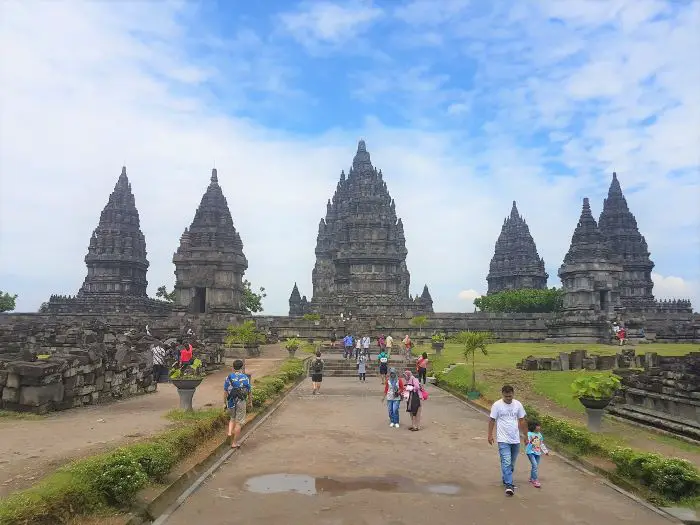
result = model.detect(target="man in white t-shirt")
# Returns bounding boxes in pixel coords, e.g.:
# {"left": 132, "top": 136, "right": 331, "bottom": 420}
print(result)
{"left": 488, "top": 384, "right": 527, "bottom": 496}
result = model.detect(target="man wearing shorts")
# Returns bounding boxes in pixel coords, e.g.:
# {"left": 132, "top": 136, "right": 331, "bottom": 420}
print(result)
{"left": 224, "top": 359, "right": 252, "bottom": 449}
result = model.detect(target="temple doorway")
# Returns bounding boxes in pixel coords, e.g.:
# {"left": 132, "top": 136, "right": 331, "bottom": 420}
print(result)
{"left": 599, "top": 290, "right": 607, "bottom": 312}
{"left": 192, "top": 287, "right": 207, "bottom": 313}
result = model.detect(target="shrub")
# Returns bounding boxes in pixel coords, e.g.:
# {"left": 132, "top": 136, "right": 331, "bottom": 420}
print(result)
{"left": 92, "top": 451, "right": 149, "bottom": 505}
{"left": 524, "top": 405, "right": 604, "bottom": 455}
{"left": 570, "top": 374, "right": 621, "bottom": 400}
{"left": 251, "top": 388, "right": 269, "bottom": 408}
{"left": 474, "top": 287, "right": 563, "bottom": 313}
{"left": 127, "top": 442, "right": 176, "bottom": 481}
{"left": 611, "top": 447, "right": 700, "bottom": 501}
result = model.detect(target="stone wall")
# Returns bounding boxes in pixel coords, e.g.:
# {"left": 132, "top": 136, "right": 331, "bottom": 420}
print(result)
{"left": 608, "top": 353, "right": 700, "bottom": 441}
{"left": 0, "top": 325, "right": 156, "bottom": 414}
{"left": 515, "top": 348, "right": 640, "bottom": 371}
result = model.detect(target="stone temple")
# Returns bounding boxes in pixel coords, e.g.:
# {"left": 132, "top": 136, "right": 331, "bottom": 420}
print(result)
{"left": 598, "top": 173, "right": 656, "bottom": 310}
{"left": 486, "top": 201, "right": 548, "bottom": 294}
{"left": 289, "top": 140, "right": 433, "bottom": 317}
{"left": 173, "top": 169, "right": 248, "bottom": 314}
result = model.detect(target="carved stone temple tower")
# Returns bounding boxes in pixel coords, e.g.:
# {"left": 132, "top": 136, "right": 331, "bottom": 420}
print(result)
{"left": 547, "top": 198, "right": 623, "bottom": 342}
{"left": 293, "top": 140, "right": 433, "bottom": 317}
{"left": 173, "top": 169, "right": 248, "bottom": 314}
{"left": 486, "top": 201, "right": 548, "bottom": 294}
{"left": 288, "top": 282, "right": 309, "bottom": 317}
{"left": 598, "top": 172, "right": 656, "bottom": 310}
{"left": 44, "top": 167, "right": 169, "bottom": 314}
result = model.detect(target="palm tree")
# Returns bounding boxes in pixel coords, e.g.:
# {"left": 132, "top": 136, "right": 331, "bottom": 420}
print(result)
{"left": 453, "top": 331, "right": 492, "bottom": 392}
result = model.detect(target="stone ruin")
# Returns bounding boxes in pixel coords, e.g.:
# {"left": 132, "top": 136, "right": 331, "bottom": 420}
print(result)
{"left": 0, "top": 320, "right": 223, "bottom": 414}
{"left": 608, "top": 352, "right": 700, "bottom": 441}
{"left": 516, "top": 348, "right": 640, "bottom": 372}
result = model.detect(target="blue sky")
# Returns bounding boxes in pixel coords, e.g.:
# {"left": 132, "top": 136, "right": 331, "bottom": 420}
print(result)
{"left": 1, "top": 0, "right": 699, "bottom": 314}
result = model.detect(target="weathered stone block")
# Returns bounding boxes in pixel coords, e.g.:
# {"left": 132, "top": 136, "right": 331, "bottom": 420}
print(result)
{"left": 0, "top": 370, "right": 6, "bottom": 387}
{"left": 78, "top": 385, "right": 96, "bottom": 396}
{"left": 2, "top": 387, "right": 19, "bottom": 403}
{"left": 6, "top": 373, "right": 20, "bottom": 389}
{"left": 19, "top": 383, "right": 64, "bottom": 407}
{"left": 7, "top": 361, "right": 61, "bottom": 377}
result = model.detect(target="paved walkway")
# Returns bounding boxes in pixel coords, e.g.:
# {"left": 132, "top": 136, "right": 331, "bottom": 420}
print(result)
{"left": 163, "top": 378, "right": 675, "bottom": 525}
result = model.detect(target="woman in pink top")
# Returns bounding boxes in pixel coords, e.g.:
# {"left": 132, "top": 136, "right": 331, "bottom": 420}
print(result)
{"left": 403, "top": 370, "right": 422, "bottom": 431}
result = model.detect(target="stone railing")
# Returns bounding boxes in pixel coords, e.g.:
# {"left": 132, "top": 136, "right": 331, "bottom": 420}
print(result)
{"left": 41, "top": 294, "right": 173, "bottom": 315}
{"left": 515, "top": 348, "right": 640, "bottom": 371}
{"left": 651, "top": 299, "right": 693, "bottom": 314}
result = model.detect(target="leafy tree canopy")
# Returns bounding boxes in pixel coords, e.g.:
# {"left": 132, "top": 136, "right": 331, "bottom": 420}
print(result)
{"left": 243, "top": 280, "right": 266, "bottom": 314}
{"left": 474, "top": 288, "right": 563, "bottom": 313}
{"left": 0, "top": 291, "right": 18, "bottom": 312}
{"left": 156, "top": 285, "right": 176, "bottom": 302}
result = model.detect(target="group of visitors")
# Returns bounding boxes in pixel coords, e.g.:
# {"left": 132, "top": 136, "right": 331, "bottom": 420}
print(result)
{"left": 382, "top": 368, "right": 428, "bottom": 430}
{"left": 150, "top": 340, "right": 196, "bottom": 382}
{"left": 611, "top": 321, "right": 627, "bottom": 345}
{"left": 342, "top": 333, "right": 396, "bottom": 360}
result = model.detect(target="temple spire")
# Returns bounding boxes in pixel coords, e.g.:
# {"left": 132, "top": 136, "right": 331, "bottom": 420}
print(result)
{"left": 563, "top": 198, "right": 609, "bottom": 265}
{"left": 211, "top": 168, "right": 218, "bottom": 184}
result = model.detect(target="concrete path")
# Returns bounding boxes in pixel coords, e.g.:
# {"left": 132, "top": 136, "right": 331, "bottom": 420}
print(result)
{"left": 164, "top": 378, "right": 677, "bottom": 525}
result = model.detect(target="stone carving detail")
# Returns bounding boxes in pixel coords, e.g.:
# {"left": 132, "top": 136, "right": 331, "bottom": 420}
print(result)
{"left": 598, "top": 173, "right": 656, "bottom": 310}
{"left": 298, "top": 140, "right": 433, "bottom": 317}
{"left": 173, "top": 169, "right": 248, "bottom": 314}
{"left": 487, "top": 201, "right": 548, "bottom": 294}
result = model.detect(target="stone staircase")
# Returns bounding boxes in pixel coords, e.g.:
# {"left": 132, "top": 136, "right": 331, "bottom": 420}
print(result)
{"left": 309, "top": 357, "right": 412, "bottom": 378}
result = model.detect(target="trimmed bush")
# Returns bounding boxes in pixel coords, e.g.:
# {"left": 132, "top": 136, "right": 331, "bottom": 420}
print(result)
{"left": 92, "top": 451, "right": 149, "bottom": 505}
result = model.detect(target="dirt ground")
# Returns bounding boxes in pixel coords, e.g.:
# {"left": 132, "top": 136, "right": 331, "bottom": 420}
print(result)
{"left": 164, "top": 377, "right": 676, "bottom": 525}
{"left": 0, "top": 345, "right": 288, "bottom": 498}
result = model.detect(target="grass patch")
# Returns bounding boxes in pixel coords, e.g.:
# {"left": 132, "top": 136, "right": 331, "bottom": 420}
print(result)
{"left": 0, "top": 358, "right": 307, "bottom": 525}
{"left": 0, "top": 410, "right": 46, "bottom": 421}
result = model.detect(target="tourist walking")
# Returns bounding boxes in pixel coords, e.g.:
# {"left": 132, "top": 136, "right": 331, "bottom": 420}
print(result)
{"left": 362, "top": 335, "right": 371, "bottom": 359}
{"left": 343, "top": 333, "right": 354, "bottom": 359}
{"left": 179, "top": 342, "right": 193, "bottom": 368}
{"left": 355, "top": 336, "right": 361, "bottom": 359}
{"left": 151, "top": 344, "right": 167, "bottom": 382}
{"left": 403, "top": 370, "right": 422, "bottom": 431}
{"left": 357, "top": 351, "right": 368, "bottom": 382}
{"left": 377, "top": 348, "right": 389, "bottom": 383}
{"left": 384, "top": 368, "right": 404, "bottom": 428}
{"left": 310, "top": 351, "right": 324, "bottom": 394}
{"left": 488, "top": 384, "right": 527, "bottom": 496}
{"left": 224, "top": 359, "right": 252, "bottom": 449}
{"left": 378, "top": 334, "right": 386, "bottom": 352}
{"left": 385, "top": 334, "right": 393, "bottom": 356}
{"left": 526, "top": 420, "right": 549, "bottom": 488}
{"left": 416, "top": 352, "right": 428, "bottom": 384}
{"left": 402, "top": 334, "right": 412, "bottom": 360}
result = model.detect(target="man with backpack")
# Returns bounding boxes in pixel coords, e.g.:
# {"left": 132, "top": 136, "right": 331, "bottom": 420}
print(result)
{"left": 223, "top": 359, "right": 252, "bottom": 449}
{"left": 310, "top": 350, "right": 324, "bottom": 395}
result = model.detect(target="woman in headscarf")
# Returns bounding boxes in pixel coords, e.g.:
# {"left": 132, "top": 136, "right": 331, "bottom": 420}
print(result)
{"left": 403, "top": 369, "right": 422, "bottom": 431}
{"left": 383, "top": 368, "right": 405, "bottom": 428}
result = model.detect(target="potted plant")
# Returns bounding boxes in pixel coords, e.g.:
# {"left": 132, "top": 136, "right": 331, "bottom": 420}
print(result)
{"left": 225, "top": 320, "right": 266, "bottom": 357}
{"left": 454, "top": 331, "right": 491, "bottom": 399}
{"left": 431, "top": 332, "right": 446, "bottom": 353}
{"left": 285, "top": 337, "right": 302, "bottom": 358}
{"left": 170, "top": 358, "right": 205, "bottom": 411}
{"left": 570, "top": 373, "right": 621, "bottom": 432}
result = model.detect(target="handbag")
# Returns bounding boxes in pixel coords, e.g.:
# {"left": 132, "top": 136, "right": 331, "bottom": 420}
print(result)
{"left": 419, "top": 384, "right": 429, "bottom": 401}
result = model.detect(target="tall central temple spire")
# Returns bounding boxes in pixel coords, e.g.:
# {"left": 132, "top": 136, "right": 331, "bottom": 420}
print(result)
{"left": 486, "top": 201, "right": 548, "bottom": 294}
{"left": 291, "top": 140, "right": 432, "bottom": 317}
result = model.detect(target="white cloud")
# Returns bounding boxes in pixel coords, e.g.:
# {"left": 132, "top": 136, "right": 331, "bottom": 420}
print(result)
{"left": 0, "top": 1, "right": 697, "bottom": 317}
{"left": 652, "top": 273, "right": 700, "bottom": 307}
{"left": 458, "top": 289, "right": 481, "bottom": 306}
{"left": 278, "top": 1, "right": 383, "bottom": 49}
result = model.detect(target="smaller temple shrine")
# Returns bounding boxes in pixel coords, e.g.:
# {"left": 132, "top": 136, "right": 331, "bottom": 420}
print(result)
{"left": 288, "top": 282, "right": 309, "bottom": 317}
{"left": 172, "top": 169, "right": 248, "bottom": 314}
{"left": 547, "top": 198, "right": 623, "bottom": 342}
{"left": 486, "top": 201, "right": 548, "bottom": 295}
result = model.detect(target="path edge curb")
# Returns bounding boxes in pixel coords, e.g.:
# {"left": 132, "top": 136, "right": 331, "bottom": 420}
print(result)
{"left": 126, "top": 370, "right": 309, "bottom": 525}
{"left": 435, "top": 383, "right": 688, "bottom": 525}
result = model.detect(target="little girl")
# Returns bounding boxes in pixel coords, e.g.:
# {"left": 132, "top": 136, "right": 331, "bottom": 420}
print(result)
{"left": 357, "top": 351, "right": 367, "bottom": 382}
{"left": 526, "top": 421, "right": 549, "bottom": 488}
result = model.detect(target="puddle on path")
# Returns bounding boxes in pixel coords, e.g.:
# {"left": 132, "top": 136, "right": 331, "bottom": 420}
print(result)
{"left": 243, "top": 473, "right": 462, "bottom": 496}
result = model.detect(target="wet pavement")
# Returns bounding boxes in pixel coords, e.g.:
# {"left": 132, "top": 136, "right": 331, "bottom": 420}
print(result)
{"left": 164, "top": 378, "right": 678, "bottom": 525}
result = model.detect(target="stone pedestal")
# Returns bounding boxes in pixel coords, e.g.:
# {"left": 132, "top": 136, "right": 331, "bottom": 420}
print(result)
{"left": 585, "top": 408, "right": 605, "bottom": 432}
{"left": 172, "top": 379, "right": 202, "bottom": 411}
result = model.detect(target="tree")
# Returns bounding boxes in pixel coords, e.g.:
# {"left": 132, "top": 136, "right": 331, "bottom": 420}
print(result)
{"left": 409, "top": 315, "right": 429, "bottom": 336}
{"left": 473, "top": 288, "right": 563, "bottom": 313}
{"left": 156, "top": 285, "right": 176, "bottom": 302}
{"left": 0, "top": 291, "right": 18, "bottom": 312}
{"left": 242, "top": 280, "right": 266, "bottom": 314}
{"left": 303, "top": 313, "right": 320, "bottom": 322}
{"left": 453, "top": 331, "right": 492, "bottom": 393}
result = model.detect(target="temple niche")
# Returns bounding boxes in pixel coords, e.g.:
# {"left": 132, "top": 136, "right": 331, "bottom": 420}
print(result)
{"left": 293, "top": 140, "right": 433, "bottom": 317}
{"left": 172, "top": 169, "right": 248, "bottom": 314}
{"left": 598, "top": 172, "right": 656, "bottom": 310}
{"left": 486, "top": 201, "right": 548, "bottom": 294}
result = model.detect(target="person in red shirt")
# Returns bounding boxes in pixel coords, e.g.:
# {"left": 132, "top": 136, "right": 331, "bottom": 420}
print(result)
{"left": 179, "top": 343, "right": 193, "bottom": 366}
{"left": 416, "top": 352, "right": 429, "bottom": 384}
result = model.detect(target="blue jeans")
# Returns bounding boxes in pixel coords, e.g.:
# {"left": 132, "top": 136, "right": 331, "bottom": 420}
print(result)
{"left": 387, "top": 400, "right": 400, "bottom": 424}
{"left": 527, "top": 453, "right": 541, "bottom": 480}
{"left": 498, "top": 443, "right": 520, "bottom": 488}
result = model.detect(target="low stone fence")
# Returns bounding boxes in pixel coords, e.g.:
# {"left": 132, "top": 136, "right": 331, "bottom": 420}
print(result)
{"left": 515, "top": 348, "right": 641, "bottom": 371}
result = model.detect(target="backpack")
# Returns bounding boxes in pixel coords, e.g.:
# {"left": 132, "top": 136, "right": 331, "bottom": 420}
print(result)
{"left": 313, "top": 359, "right": 324, "bottom": 373}
{"left": 226, "top": 374, "right": 248, "bottom": 405}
